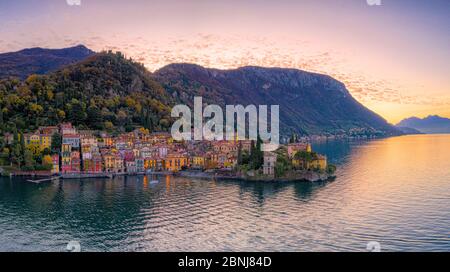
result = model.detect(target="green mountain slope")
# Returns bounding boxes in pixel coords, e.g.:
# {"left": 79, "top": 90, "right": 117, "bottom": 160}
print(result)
{"left": 154, "top": 63, "right": 399, "bottom": 136}
{"left": 0, "top": 46, "right": 400, "bottom": 138}
{"left": 0, "top": 52, "right": 174, "bottom": 134}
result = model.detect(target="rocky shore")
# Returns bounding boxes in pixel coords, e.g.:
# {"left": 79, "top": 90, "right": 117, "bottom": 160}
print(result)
{"left": 176, "top": 170, "right": 336, "bottom": 183}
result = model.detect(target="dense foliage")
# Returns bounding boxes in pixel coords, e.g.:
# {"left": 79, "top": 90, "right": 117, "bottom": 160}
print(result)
{"left": 0, "top": 52, "right": 175, "bottom": 135}
{"left": 0, "top": 51, "right": 178, "bottom": 170}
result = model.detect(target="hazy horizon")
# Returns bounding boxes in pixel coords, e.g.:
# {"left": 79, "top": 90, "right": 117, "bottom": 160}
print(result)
{"left": 1, "top": 0, "right": 449, "bottom": 123}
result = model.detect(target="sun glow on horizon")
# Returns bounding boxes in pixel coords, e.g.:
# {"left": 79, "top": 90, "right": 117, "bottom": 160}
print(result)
{"left": 1, "top": 0, "right": 449, "bottom": 123}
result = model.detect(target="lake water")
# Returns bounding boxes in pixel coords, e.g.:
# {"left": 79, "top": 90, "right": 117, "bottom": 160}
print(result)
{"left": 0, "top": 135, "right": 449, "bottom": 252}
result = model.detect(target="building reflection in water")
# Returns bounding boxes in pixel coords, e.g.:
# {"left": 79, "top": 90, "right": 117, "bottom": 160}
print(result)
{"left": 143, "top": 175, "right": 148, "bottom": 187}
{"left": 165, "top": 175, "right": 171, "bottom": 192}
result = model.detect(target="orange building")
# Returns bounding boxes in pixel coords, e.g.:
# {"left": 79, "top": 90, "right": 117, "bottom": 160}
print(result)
{"left": 164, "top": 154, "right": 188, "bottom": 172}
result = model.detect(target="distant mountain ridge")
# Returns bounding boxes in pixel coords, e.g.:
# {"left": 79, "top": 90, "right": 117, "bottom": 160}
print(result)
{"left": 397, "top": 115, "right": 450, "bottom": 134}
{"left": 0, "top": 45, "right": 401, "bottom": 137}
{"left": 154, "top": 63, "right": 399, "bottom": 136}
{"left": 0, "top": 45, "right": 94, "bottom": 80}
{"left": 395, "top": 126, "right": 423, "bottom": 135}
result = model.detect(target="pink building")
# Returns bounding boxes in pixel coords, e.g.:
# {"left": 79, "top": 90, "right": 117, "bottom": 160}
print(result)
{"left": 70, "top": 151, "right": 81, "bottom": 173}
{"left": 287, "top": 143, "right": 312, "bottom": 158}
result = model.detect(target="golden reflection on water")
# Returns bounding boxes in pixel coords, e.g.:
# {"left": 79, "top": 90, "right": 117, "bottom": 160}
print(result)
{"left": 342, "top": 134, "right": 450, "bottom": 191}
{"left": 326, "top": 135, "right": 450, "bottom": 239}
{"left": 143, "top": 176, "right": 148, "bottom": 187}
{"left": 165, "top": 175, "right": 171, "bottom": 192}
{"left": 1, "top": 135, "right": 449, "bottom": 251}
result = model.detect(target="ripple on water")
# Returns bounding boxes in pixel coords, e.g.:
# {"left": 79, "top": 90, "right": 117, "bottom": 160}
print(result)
{"left": 1, "top": 135, "right": 450, "bottom": 251}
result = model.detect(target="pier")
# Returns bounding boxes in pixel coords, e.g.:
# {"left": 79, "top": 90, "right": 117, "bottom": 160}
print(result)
{"left": 26, "top": 176, "right": 60, "bottom": 184}
{"left": 61, "top": 173, "right": 113, "bottom": 179}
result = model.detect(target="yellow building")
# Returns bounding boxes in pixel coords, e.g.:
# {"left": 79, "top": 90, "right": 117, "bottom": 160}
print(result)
{"left": 81, "top": 144, "right": 91, "bottom": 155}
{"left": 102, "top": 136, "right": 114, "bottom": 147}
{"left": 164, "top": 154, "right": 188, "bottom": 172}
{"left": 39, "top": 134, "right": 52, "bottom": 151}
{"left": 25, "top": 133, "right": 40, "bottom": 146}
{"left": 103, "top": 153, "right": 115, "bottom": 172}
{"left": 144, "top": 158, "right": 159, "bottom": 170}
{"left": 292, "top": 154, "right": 327, "bottom": 171}
{"left": 205, "top": 152, "right": 219, "bottom": 170}
{"left": 24, "top": 133, "right": 52, "bottom": 151}
{"left": 309, "top": 155, "right": 327, "bottom": 170}
{"left": 61, "top": 144, "right": 72, "bottom": 173}
{"left": 223, "top": 160, "right": 234, "bottom": 169}
{"left": 191, "top": 155, "right": 206, "bottom": 169}
{"left": 62, "top": 144, "right": 71, "bottom": 153}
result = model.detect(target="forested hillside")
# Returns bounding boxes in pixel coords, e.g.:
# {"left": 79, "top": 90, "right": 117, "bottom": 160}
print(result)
{"left": 0, "top": 52, "right": 175, "bottom": 136}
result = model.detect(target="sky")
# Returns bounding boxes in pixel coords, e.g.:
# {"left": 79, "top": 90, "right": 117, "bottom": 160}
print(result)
{"left": 0, "top": 0, "right": 449, "bottom": 124}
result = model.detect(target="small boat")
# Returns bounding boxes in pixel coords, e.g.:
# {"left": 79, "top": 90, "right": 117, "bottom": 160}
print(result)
{"left": 150, "top": 180, "right": 159, "bottom": 184}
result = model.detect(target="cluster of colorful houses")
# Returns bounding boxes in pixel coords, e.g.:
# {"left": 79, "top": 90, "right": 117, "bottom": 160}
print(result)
{"left": 20, "top": 123, "right": 327, "bottom": 177}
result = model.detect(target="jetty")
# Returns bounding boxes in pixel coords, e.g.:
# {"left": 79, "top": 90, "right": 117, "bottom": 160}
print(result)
{"left": 26, "top": 176, "right": 60, "bottom": 184}
{"left": 61, "top": 173, "right": 113, "bottom": 179}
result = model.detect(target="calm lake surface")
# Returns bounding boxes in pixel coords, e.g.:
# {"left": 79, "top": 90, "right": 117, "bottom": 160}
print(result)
{"left": 1, "top": 135, "right": 449, "bottom": 252}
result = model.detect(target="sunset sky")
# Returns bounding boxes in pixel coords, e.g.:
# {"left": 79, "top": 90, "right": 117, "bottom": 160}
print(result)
{"left": 0, "top": 0, "right": 449, "bottom": 124}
